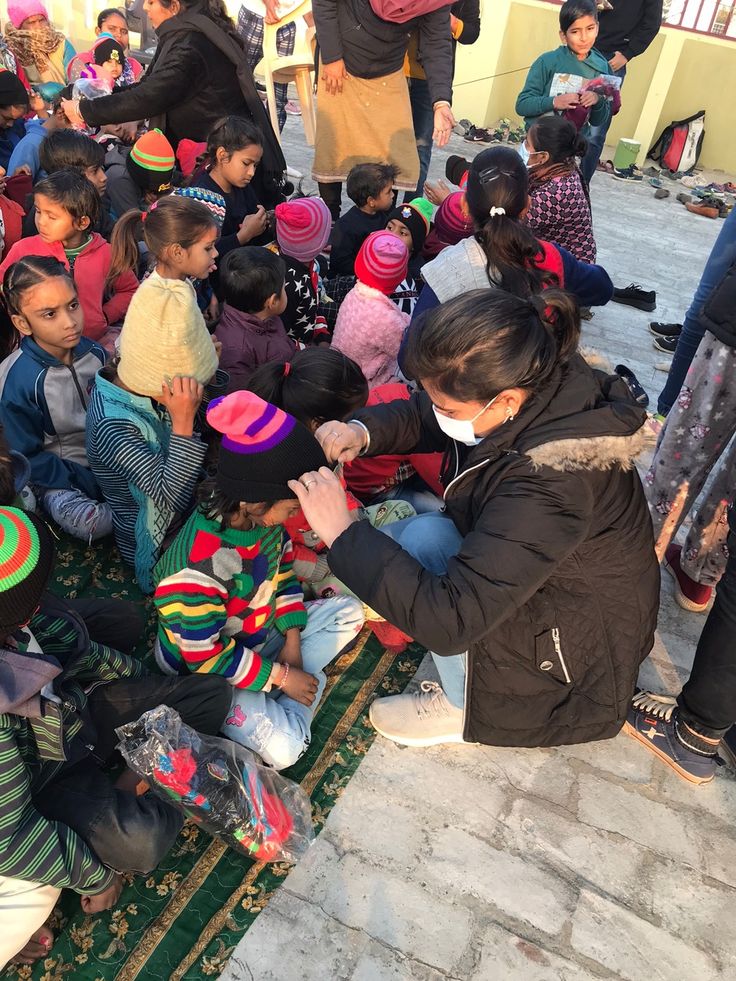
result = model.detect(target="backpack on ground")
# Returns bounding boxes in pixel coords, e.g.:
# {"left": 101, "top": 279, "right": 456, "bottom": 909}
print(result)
{"left": 368, "top": 0, "right": 452, "bottom": 24}
{"left": 648, "top": 110, "right": 706, "bottom": 174}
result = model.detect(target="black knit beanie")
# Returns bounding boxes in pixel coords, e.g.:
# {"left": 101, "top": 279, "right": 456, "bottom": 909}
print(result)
{"left": 386, "top": 202, "right": 429, "bottom": 254}
{"left": 0, "top": 507, "right": 55, "bottom": 632}
{"left": 206, "top": 391, "right": 328, "bottom": 503}
{"left": 93, "top": 37, "right": 127, "bottom": 70}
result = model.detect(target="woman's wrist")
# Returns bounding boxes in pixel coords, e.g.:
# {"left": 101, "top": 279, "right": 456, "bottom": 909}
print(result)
{"left": 347, "top": 419, "right": 370, "bottom": 455}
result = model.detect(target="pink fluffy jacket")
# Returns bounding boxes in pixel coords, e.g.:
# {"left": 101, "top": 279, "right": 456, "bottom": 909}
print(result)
{"left": 331, "top": 282, "right": 409, "bottom": 388}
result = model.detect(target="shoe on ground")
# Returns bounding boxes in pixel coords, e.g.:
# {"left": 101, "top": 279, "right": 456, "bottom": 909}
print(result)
{"left": 653, "top": 335, "right": 678, "bottom": 355}
{"left": 453, "top": 117, "right": 472, "bottom": 136}
{"left": 368, "top": 680, "right": 464, "bottom": 747}
{"left": 611, "top": 164, "right": 643, "bottom": 182}
{"left": 719, "top": 726, "right": 736, "bottom": 768}
{"left": 663, "top": 543, "right": 713, "bottom": 612}
{"left": 623, "top": 691, "right": 717, "bottom": 784}
{"left": 284, "top": 100, "right": 301, "bottom": 116}
{"left": 463, "top": 126, "right": 492, "bottom": 143}
{"left": 642, "top": 165, "right": 661, "bottom": 177}
{"left": 613, "top": 283, "right": 656, "bottom": 312}
{"left": 686, "top": 201, "right": 719, "bottom": 219}
{"left": 649, "top": 321, "right": 682, "bottom": 338}
{"left": 654, "top": 188, "right": 670, "bottom": 199}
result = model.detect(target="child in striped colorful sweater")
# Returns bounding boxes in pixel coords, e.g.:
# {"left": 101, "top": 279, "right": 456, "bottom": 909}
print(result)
{"left": 153, "top": 390, "right": 364, "bottom": 771}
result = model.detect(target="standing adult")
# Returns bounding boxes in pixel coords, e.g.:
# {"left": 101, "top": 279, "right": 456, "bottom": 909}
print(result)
{"left": 585, "top": 0, "right": 663, "bottom": 177}
{"left": 405, "top": 0, "right": 480, "bottom": 200}
{"left": 61, "top": 0, "right": 286, "bottom": 206}
{"left": 312, "top": 0, "right": 456, "bottom": 219}
{"left": 288, "top": 288, "right": 659, "bottom": 749}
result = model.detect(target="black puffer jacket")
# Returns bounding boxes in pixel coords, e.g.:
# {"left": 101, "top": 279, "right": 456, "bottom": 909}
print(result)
{"left": 328, "top": 355, "right": 660, "bottom": 747}
{"left": 313, "top": 0, "right": 453, "bottom": 104}
{"left": 700, "top": 260, "right": 736, "bottom": 348}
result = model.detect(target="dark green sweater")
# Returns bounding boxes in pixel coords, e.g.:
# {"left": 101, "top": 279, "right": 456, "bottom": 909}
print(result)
{"left": 516, "top": 45, "right": 612, "bottom": 130}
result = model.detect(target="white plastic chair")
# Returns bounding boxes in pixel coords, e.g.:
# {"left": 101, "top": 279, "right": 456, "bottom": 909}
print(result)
{"left": 261, "top": 0, "right": 316, "bottom": 146}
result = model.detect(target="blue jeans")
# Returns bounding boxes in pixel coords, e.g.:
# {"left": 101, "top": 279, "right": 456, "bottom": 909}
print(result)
{"left": 405, "top": 76, "right": 434, "bottom": 201}
{"left": 657, "top": 206, "right": 736, "bottom": 415}
{"left": 377, "top": 474, "right": 444, "bottom": 514}
{"left": 580, "top": 58, "right": 625, "bottom": 184}
{"left": 382, "top": 512, "right": 466, "bottom": 707}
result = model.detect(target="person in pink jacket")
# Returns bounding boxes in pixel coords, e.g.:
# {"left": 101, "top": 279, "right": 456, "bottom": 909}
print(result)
{"left": 332, "top": 231, "right": 409, "bottom": 389}
{"left": 0, "top": 170, "right": 137, "bottom": 353}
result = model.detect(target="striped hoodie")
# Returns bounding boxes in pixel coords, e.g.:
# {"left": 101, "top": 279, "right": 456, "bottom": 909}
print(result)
{"left": 153, "top": 510, "right": 307, "bottom": 689}
{"left": 0, "top": 598, "right": 145, "bottom": 893}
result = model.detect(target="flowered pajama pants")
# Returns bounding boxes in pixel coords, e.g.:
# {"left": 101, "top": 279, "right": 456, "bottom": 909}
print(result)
{"left": 237, "top": 5, "right": 297, "bottom": 132}
{"left": 645, "top": 333, "right": 736, "bottom": 586}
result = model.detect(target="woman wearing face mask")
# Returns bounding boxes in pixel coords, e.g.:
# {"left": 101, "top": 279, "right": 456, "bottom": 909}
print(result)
{"left": 523, "top": 115, "right": 596, "bottom": 263}
{"left": 287, "top": 288, "right": 660, "bottom": 749}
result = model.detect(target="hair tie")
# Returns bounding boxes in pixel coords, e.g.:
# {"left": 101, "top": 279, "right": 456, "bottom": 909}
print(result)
{"left": 489, "top": 207, "right": 506, "bottom": 218}
{"left": 283, "top": 361, "right": 291, "bottom": 377}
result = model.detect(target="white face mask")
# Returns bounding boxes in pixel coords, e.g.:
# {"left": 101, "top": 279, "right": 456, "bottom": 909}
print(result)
{"left": 432, "top": 394, "right": 499, "bottom": 446}
{"left": 518, "top": 142, "right": 530, "bottom": 166}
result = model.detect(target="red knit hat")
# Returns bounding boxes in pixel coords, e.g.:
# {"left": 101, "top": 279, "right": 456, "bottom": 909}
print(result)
{"left": 275, "top": 198, "right": 331, "bottom": 264}
{"left": 434, "top": 192, "right": 473, "bottom": 245}
{"left": 354, "top": 231, "right": 409, "bottom": 294}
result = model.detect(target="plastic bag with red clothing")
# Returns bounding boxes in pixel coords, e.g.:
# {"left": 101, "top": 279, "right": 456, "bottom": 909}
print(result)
{"left": 116, "top": 705, "right": 314, "bottom": 864}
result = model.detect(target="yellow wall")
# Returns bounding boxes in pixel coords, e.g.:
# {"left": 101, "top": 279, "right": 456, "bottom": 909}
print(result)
{"left": 454, "top": 0, "right": 736, "bottom": 172}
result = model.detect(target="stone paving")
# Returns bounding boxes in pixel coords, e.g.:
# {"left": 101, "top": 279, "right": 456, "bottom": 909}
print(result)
{"left": 221, "top": 120, "right": 736, "bottom": 980}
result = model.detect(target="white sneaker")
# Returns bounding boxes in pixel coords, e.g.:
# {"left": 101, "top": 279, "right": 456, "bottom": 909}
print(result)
{"left": 369, "top": 680, "right": 464, "bottom": 747}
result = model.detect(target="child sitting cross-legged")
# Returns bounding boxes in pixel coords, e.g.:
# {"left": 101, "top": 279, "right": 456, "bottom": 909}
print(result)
{"left": 0, "top": 256, "right": 113, "bottom": 541}
{"left": 86, "top": 273, "right": 224, "bottom": 593}
{"left": 0, "top": 169, "right": 138, "bottom": 352}
{"left": 332, "top": 231, "right": 410, "bottom": 388}
{"left": 215, "top": 246, "right": 295, "bottom": 393}
{"left": 153, "top": 390, "right": 365, "bottom": 771}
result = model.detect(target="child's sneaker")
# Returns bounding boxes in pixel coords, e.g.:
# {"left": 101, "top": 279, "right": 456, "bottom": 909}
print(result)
{"left": 649, "top": 321, "right": 682, "bottom": 338}
{"left": 663, "top": 543, "right": 713, "bottom": 612}
{"left": 612, "top": 164, "right": 643, "bottom": 182}
{"left": 624, "top": 691, "right": 717, "bottom": 784}
{"left": 369, "top": 680, "right": 464, "bottom": 746}
{"left": 653, "top": 335, "right": 678, "bottom": 355}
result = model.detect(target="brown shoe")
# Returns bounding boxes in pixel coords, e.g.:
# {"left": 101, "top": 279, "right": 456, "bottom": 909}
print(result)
{"left": 686, "top": 202, "right": 719, "bottom": 219}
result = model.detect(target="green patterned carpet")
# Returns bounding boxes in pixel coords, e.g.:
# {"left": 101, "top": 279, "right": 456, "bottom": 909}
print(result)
{"left": 5, "top": 534, "right": 423, "bottom": 981}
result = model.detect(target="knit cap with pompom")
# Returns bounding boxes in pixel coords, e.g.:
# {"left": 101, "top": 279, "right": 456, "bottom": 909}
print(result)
{"left": 118, "top": 276, "right": 218, "bottom": 397}
{"left": 275, "top": 197, "right": 331, "bottom": 264}
{"left": 207, "top": 390, "right": 328, "bottom": 503}
{"left": 354, "top": 231, "right": 409, "bottom": 294}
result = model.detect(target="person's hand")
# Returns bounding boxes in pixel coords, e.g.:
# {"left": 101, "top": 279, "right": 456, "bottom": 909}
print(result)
{"left": 205, "top": 294, "right": 220, "bottom": 326}
{"left": 321, "top": 59, "right": 348, "bottom": 95}
{"left": 288, "top": 466, "right": 354, "bottom": 548}
{"left": 314, "top": 421, "right": 367, "bottom": 463}
{"left": 553, "top": 92, "right": 580, "bottom": 110}
{"left": 264, "top": 0, "right": 280, "bottom": 23}
{"left": 12, "top": 164, "right": 31, "bottom": 177}
{"left": 278, "top": 626, "right": 303, "bottom": 668}
{"left": 450, "top": 13, "right": 460, "bottom": 33}
{"left": 608, "top": 50, "right": 628, "bottom": 71}
{"left": 433, "top": 103, "right": 456, "bottom": 147}
{"left": 578, "top": 90, "right": 600, "bottom": 108}
{"left": 61, "top": 98, "right": 84, "bottom": 127}
{"left": 81, "top": 874, "right": 124, "bottom": 914}
{"left": 157, "top": 376, "right": 204, "bottom": 437}
{"left": 237, "top": 205, "right": 268, "bottom": 244}
{"left": 424, "top": 177, "right": 452, "bottom": 205}
{"left": 0, "top": 168, "right": 6, "bottom": 196}
{"left": 212, "top": 338, "right": 222, "bottom": 362}
{"left": 279, "top": 665, "right": 319, "bottom": 706}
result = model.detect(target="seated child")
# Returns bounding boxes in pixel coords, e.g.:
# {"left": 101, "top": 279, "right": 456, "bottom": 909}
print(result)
{"left": 190, "top": 116, "right": 268, "bottom": 276}
{"left": 84, "top": 34, "right": 126, "bottom": 87}
{"left": 215, "top": 246, "right": 295, "bottom": 393}
{"left": 86, "top": 274, "right": 221, "bottom": 593}
{"left": 524, "top": 115, "right": 596, "bottom": 262}
{"left": 332, "top": 231, "right": 409, "bottom": 388}
{"left": 421, "top": 191, "right": 473, "bottom": 260}
{"left": 0, "top": 169, "right": 137, "bottom": 351}
{"left": 0, "top": 69, "right": 30, "bottom": 172}
{"left": 384, "top": 197, "right": 432, "bottom": 315}
{"left": 272, "top": 196, "right": 332, "bottom": 345}
{"left": 21, "top": 129, "right": 111, "bottom": 238}
{"left": 6, "top": 84, "right": 73, "bottom": 182}
{"left": 327, "top": 162, "right": 398, "bottom": 276}
{"left": 515, "top": 0, "right": 612, "bottom": 164}
{"left": 0, "top": 505, "right": 230, "bottom": 970}
{"left": 105, "top": 128, "right": 176, "bottom": 222}
{"left": 3, "top": 0, "right": 75, "bottom": 104}
{"left": 0, "top": 255, "right": 113, "bottom": 540}
{"left": 153, "top": 389, "right": 365, "bottom": 771}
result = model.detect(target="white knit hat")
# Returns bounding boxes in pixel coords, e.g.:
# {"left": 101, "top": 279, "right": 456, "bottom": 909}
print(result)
{"left": 117, "top": 275, "right": 218, "bottom": 397}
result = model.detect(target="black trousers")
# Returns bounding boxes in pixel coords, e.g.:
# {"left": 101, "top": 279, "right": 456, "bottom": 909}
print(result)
{"left": 678, "top": 505, "right": 736, "bottom": 737}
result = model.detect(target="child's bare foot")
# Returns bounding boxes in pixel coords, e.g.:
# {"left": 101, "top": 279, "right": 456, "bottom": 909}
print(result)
{"left": 11, "top": 923, "right": 53, "bottom": 964}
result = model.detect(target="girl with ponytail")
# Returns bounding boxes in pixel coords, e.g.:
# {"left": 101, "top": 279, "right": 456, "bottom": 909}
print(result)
{"left": 525, "top": 116, "right": 596, "bottom": 262}
{"left": 413, "top": 146, "right": 612, "bottom": 321}
{"left": 286, "top": 287, "right": 659, "bottom": 752}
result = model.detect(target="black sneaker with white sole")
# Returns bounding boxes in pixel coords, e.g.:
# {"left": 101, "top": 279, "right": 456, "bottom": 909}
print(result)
{"left": 649, "top": 321, "right": 683, "bottom": 338}
{"left": 613, "top": 284, "right": 657, "bottom": 312}
{"left": 653, "top": 335, "right": 678, "bottom": 354}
